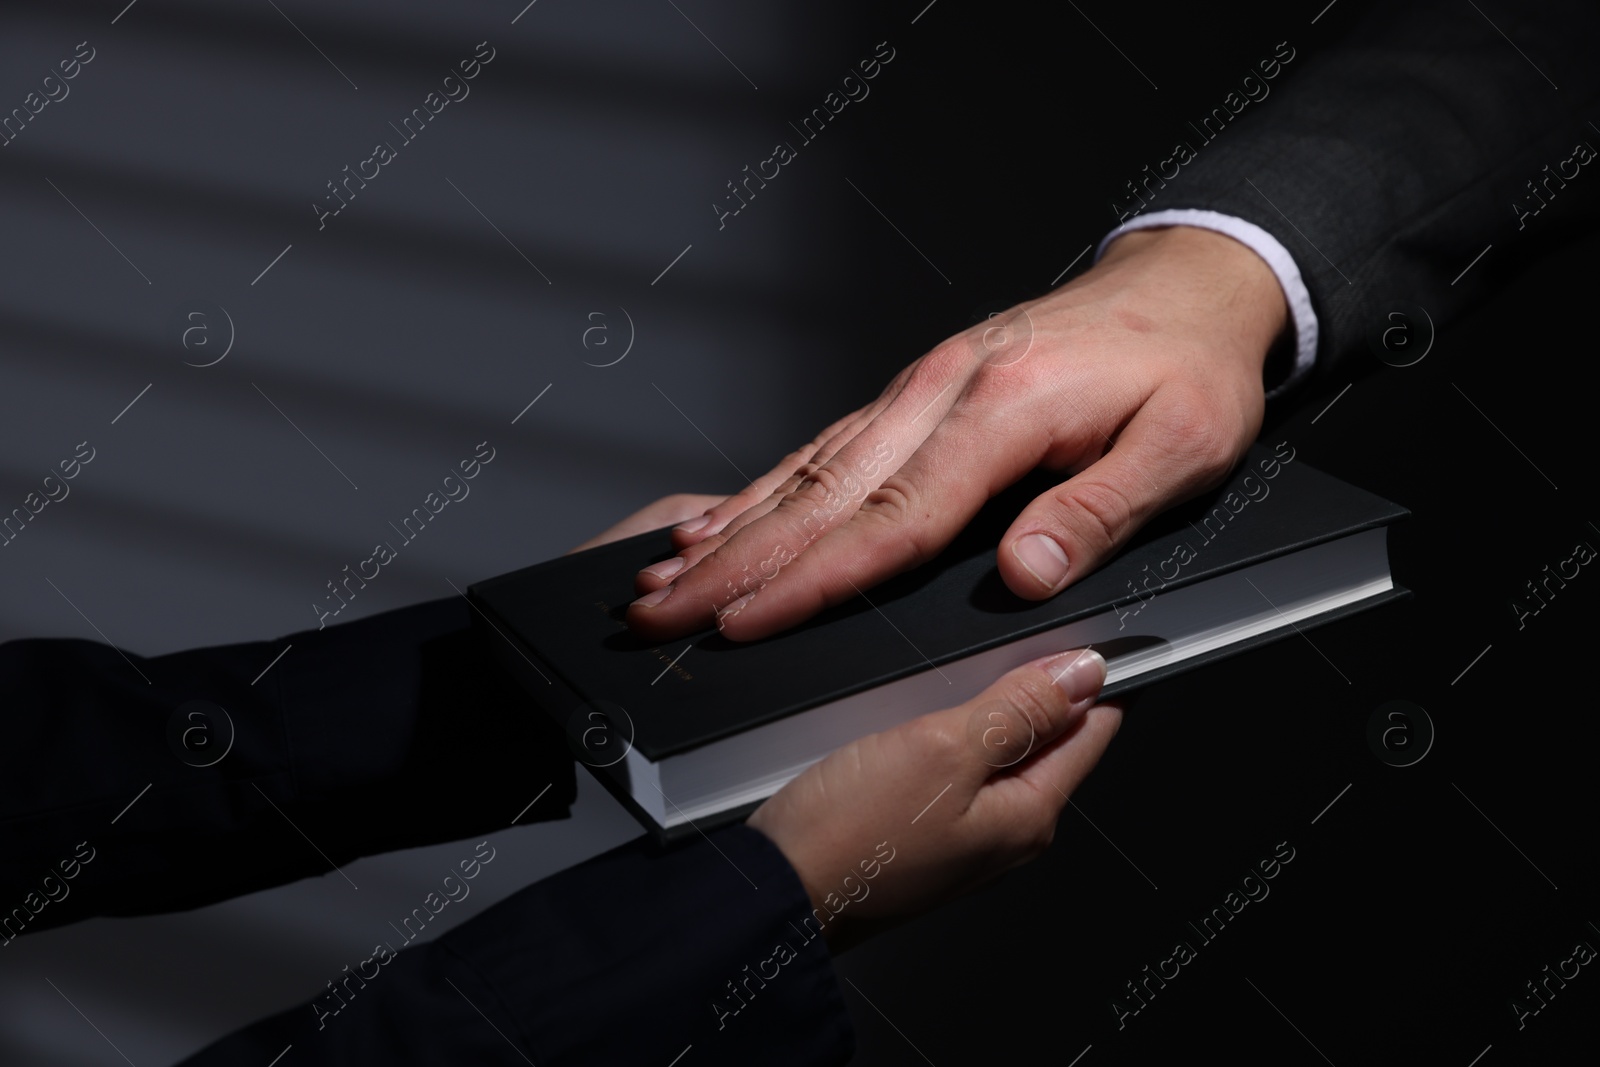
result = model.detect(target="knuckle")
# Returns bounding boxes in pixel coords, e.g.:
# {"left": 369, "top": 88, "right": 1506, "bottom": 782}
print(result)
{"left": 1158, "top": 387, "right": 1237, "bottom": 477}
{"left": 884, "top": 361, "right": 919, "bottom": 396}
{"left": 911, "top": 714, "right": 964, "bottom": 763}
{"left": 1016, "top": 813, "right": 1057, "bottom": 858}
{"left": 859, "top": 474, "right": 915, "bottom": 526}
{"left": 899, "top": 345, "right": 972, "bottom": 409}
{"left": 1012, "top": 790, "right": 1064, "bottom": 849}
{"left": 783, "top": 463, "right": 863, "bottom": 531}
{"left": 968, "top": 698, "right": 1027, "bottom": 766}
{"left": 1057, "top": 477, "right": 1135, "bottom": 552}
{"left": 745, "top": 450, "right": 809, "bottom": 499}
{"left": 964, "top": 359, "right": 1013, "bottom": 409}
{"left": 1003, "top": 675, "right": 1062, "bottom": 741}
{"left": 969, "top": 324, "right": 1041, "bottom": 384}
{"left": 791, "top": 462, "right": 848, "bottom": 503}
{"left": 680, "top": 533, "right": 727, "bottom": 566}
{"left": 914, "top": 341, "right": 973, "bottom": 384}
{"left": 991, "top": 802, "right": 1055, "bottom": 858}
{"left": 962, "top": 374, "right": 1033, "bottom": 432}
{"left": 860, "top": 476, "right": 949, "bottom": 570}
{"left": 787, "top": 441, "right": 827, "bottom": 476}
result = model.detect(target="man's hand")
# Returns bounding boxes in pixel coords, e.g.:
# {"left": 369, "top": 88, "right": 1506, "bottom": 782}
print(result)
{"left": 748, "top": 648, "right": 1117, "bottom": 951}
{"left": 627, "top": 225, "right": 1287, "bottom": 641}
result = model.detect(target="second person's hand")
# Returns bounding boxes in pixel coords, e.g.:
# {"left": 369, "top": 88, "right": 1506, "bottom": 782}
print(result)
{"left": 748, "top": 647, "right": 1118, "bottom": 952}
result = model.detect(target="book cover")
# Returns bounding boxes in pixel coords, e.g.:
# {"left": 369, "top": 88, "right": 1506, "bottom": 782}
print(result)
{"left": 469, "top": 443, "right": 1407, "bottom": 835}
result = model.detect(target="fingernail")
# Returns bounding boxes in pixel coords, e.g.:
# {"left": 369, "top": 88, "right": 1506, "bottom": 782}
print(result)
{"left": 676, "top": 515, "right": 712, "bottom": 535}
{"left": 1013, "top": 533, "right": 1069, "bottom": 590}
{"left": 633, "top": 586, "right": 673, "bottom": 609}
{"left": 642, "top": 557, "right": 685, "bottom": 581}
{"left": 1042, "top": 649, "right": 1106, "bottom": 704}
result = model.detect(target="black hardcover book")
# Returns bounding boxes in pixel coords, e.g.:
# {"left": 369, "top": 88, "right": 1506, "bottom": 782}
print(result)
{"left": 469, "top": 443, "right": 1408, "bottom": 842}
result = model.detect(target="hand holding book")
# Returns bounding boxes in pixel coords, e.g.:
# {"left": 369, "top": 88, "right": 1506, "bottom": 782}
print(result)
{"left": 747, "top": 648, "right": 1117, "bottom": 952}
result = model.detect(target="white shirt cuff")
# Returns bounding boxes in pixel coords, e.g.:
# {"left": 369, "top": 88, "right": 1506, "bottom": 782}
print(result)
{"left": 1094, "top": 208, "right": 1318, "bottom": 397}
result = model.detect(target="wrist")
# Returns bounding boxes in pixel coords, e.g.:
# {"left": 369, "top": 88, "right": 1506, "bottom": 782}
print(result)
{"left": 747, "top": 810, "right": 824, "bottom": 912}
{"left": 746, "top": 811, "right": 855, "bottom": 951}
{"left": 1099, "top": 224, "right": 1289, "bottom": 366}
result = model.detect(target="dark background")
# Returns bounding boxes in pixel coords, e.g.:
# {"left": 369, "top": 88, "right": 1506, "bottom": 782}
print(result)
{"left": 1, "top": 0, "right": 1594, "bottom": 1063}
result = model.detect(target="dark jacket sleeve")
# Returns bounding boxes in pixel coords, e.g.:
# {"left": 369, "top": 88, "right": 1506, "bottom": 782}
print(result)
{"left": 1154, "top": 0, "right": 1600, "bottom": 392}
{"left": 0, "top": 597, "right": 576, "bottom": 936}
{"left": 176, "top": 823, "right": 855, "bottom": 1067}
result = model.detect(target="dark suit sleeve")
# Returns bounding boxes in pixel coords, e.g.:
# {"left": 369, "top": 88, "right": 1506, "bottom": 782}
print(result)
{"left": 175, "top": 823, "right": 855, "bottom": 1067}
{"left": 0, "top": 598, "right": 576, "bottom": 936}
{"left": 2, "top": 605, "right": 855, "bottom": 1063}
{"left": 1155, "top": 0, "right": 1600, "bottom": 391}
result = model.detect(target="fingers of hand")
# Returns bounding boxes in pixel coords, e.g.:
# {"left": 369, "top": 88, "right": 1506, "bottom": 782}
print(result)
{"left": 881, "top": 650, "right": 1106, "bottom": 863}
{"left": 960, "top": 650, "right": 1107, "bottom": 779}
{"left": 976, "top": 702, "right": 1123, "bottom": 860}
{"left": 635, "top": 528, "right": 728, "bottom": 593}
{"left": 709, "top": 433, "right": 1003, "bottom": 640}
{"left": 650, "top": 458, "right": 854, "bottom": 593}
{"left": 659, "top": 368, "right": 1029, "bottom": 641}
{"left": 567, "top": 492, "right": 728, "bottom": 554}
{"left": 628, "top": 459, "right": 884, "bottom": 637}
{"left": 999, "top": 386, "right": 1244, "bottom": 598}
{"left": 723, "top": 377, "right": 1053, "bottom": 635}
{"left": 628, "top": 391, "right": 948, "bottom": 637}
{"left": 671, "top": 404, "right": 880, "bottom": 549}
{"left": 746, "top": 652, "right": 1111, "bottom": 922}
{"left": 648, "top": 492, "right": 730, "bottom": 528}
{"left": 672, "top": 444, "right": 816, "bottom": 549}
{"left": 630, "top": 345, "right": 992, "bottom": 639}
{"left": 1021, "top": 701, "right": 1122, "bottom": 797}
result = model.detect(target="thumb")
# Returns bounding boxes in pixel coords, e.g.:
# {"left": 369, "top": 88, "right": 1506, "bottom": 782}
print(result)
{"left": 998, "top": 395, "right": 1238, "bottom": 599}
{"left": 959, "top": 648, "right": 1107, "bottom": 785}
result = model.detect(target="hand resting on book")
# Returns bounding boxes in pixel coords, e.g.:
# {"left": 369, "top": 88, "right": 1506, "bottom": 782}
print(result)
{"left": 627, "top": 225, "right": 1289, "bottom": 642}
